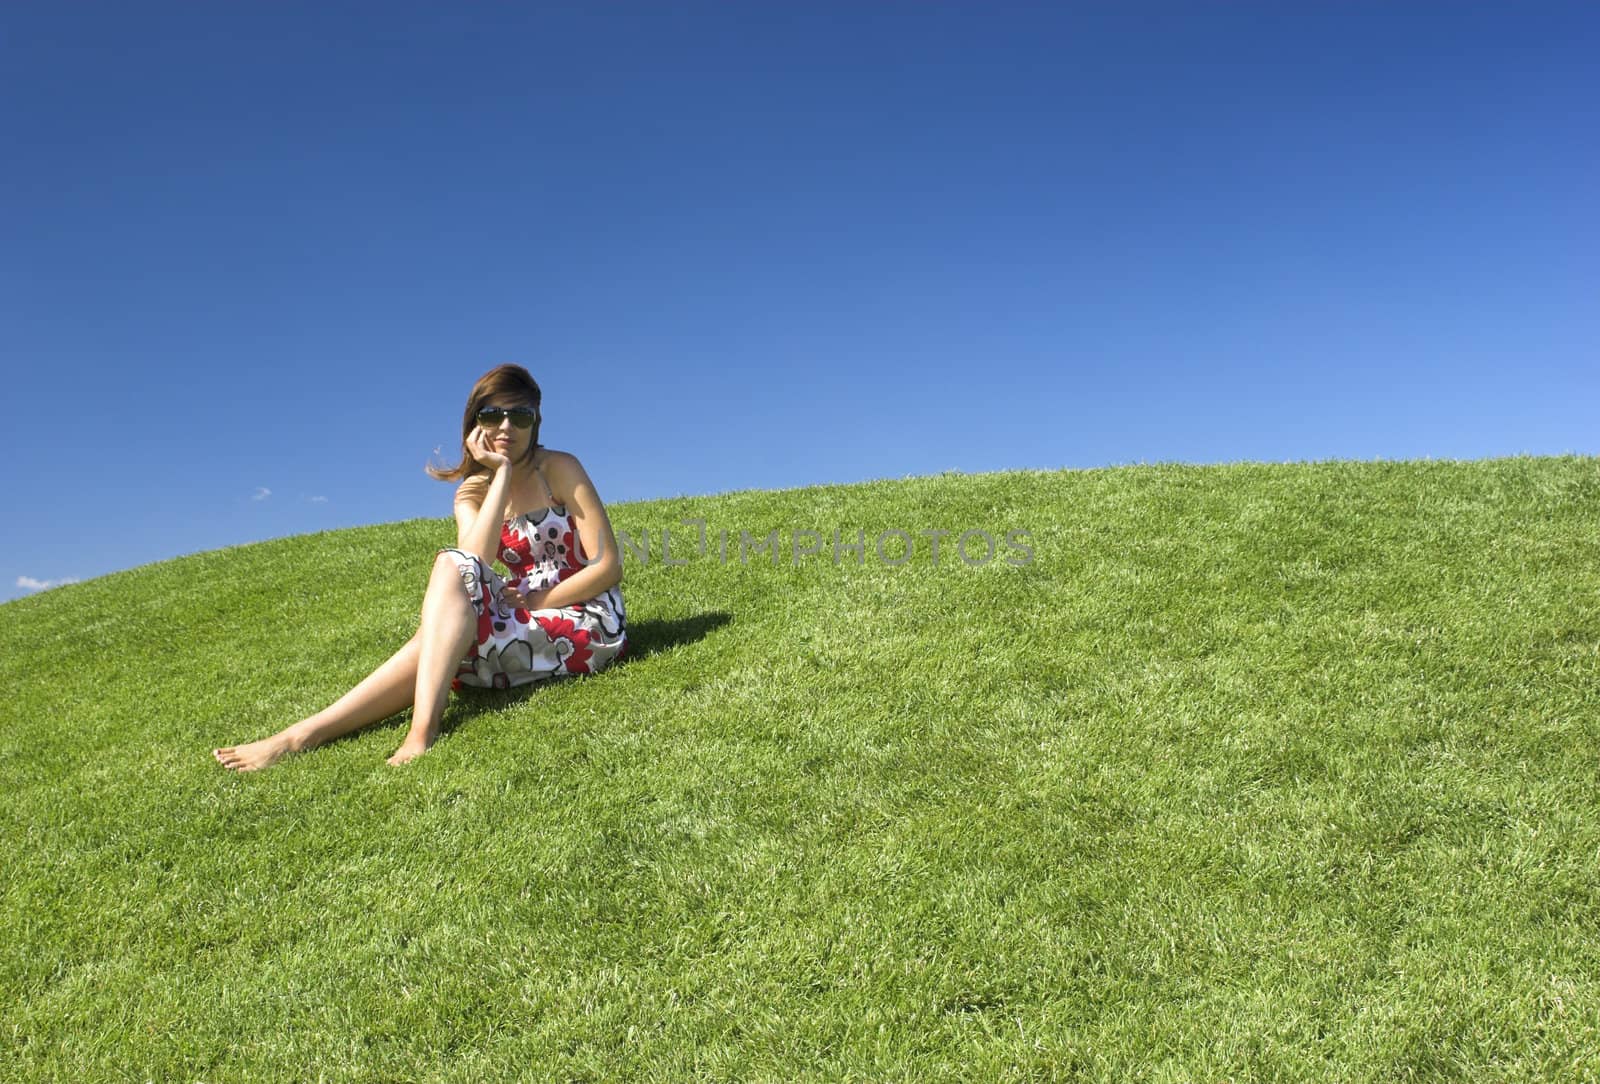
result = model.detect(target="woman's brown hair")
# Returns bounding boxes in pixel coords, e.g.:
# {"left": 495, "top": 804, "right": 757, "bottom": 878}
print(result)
{"left": 427, "top": 364, "right": 543, "bottom": 482}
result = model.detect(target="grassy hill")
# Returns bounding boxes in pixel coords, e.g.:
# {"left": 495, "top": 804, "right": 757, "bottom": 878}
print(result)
{"left": 4, "top": 457, "right": 1599, "bottom": 1081}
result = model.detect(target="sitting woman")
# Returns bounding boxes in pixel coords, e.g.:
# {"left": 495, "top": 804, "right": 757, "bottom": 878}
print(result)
{"left": 214, "top": 363, "right": 626, "bottom": 770}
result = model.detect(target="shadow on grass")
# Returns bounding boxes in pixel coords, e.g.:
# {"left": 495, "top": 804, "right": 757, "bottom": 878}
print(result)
{"left": 614, "top": 610, "right": 734, "bottom": 663}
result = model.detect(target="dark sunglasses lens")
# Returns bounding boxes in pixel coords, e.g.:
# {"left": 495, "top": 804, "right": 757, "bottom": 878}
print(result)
{"left": 477, "top": 408, "right": 536, "bottom": 429}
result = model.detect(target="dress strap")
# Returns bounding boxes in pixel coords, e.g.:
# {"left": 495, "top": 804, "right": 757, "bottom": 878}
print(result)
{"left": 531, "top": 459, "right": 560, "bottom": 509}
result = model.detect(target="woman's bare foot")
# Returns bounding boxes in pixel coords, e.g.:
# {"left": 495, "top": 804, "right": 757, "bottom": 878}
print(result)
{"left": 386, "top": 734, "right": 435, "bottom": 766}
{"left": 214, "top": 734, "right": 297, "bottom": 772}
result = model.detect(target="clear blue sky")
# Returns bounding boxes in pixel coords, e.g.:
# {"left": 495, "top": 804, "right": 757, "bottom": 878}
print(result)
{"left": 4, "top": 3, "right": 1596, "bottom": 601}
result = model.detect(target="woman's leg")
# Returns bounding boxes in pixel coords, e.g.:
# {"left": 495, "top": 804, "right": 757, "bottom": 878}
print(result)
{"left": 213, "top": 635, "right": 423, "bottom": 771}
{"left": 215, "top": 551, "right": 479, "bottom": 772}
{"left": 387, "top": 551, "right": 479, "bottom": 766}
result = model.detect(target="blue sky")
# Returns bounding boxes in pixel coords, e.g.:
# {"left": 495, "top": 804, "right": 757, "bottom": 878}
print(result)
{"left": 4, "top": 3, "right": 1596, "bottom": 601}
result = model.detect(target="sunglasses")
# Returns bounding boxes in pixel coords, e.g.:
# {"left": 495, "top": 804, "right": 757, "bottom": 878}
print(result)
{"left": 476, "top": 406, "right": 539, "bottom": 430}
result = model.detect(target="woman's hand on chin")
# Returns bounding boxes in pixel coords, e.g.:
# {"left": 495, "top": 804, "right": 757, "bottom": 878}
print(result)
{"left": 467, "top": 427, "right": 511, "bottom": 471}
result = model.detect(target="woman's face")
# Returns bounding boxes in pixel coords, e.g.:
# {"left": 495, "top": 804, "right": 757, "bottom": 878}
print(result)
{"left": 475, "top": 400, "right": 539, "bottom": 460}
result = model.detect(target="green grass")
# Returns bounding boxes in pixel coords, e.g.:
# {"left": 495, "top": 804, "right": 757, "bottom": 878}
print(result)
{"left": 4, "top": 456, "right": 1600, "bottom": 1081}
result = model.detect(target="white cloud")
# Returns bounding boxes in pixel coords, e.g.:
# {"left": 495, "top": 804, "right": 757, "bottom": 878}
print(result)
{"left": 308, "top": 495, "right": 329, "bottom": 504}
{"left": 17, "top": 575, "right": 79, "bottom": 593}
{"left": 251, "top": 487, "right": 272, "bottom": 501}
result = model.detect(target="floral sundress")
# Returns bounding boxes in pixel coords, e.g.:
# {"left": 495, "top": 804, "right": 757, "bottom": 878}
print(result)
{"left": 440, "top": 500, "right": 626, "bottom": 690}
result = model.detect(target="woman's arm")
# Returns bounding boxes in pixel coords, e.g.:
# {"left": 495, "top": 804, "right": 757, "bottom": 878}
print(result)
{"left": 530, "top": 451, "right": 623, "bottom": 610}
{"left": 454, "top": 431, "right": 515, "bottom": 563}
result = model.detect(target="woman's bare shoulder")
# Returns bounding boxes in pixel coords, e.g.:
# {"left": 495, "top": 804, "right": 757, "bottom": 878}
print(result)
{"left": 537, "top": 449, "right": 598, "bottom": 506}
{"left": 536, "top": 448, "right": 587, "bottom": 479}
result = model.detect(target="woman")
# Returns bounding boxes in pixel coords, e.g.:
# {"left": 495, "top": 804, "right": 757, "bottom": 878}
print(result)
{"left": 214, "top": 364, "right": 626, "bottom": 770}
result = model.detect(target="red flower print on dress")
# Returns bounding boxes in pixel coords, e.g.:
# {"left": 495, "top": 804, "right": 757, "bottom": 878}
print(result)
{"left": 555, "top": 529, "right": 588, "bottom": 582}
{"left": 535, "top": 613, "right": 593, "bottom": 673}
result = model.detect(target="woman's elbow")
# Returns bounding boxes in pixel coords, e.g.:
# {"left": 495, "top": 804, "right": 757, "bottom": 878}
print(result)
{"left": 591, "top": 552, "right": 623, "bottom": 591}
